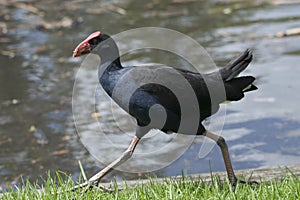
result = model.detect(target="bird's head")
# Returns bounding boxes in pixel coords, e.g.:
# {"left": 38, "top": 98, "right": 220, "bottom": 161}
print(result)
{"left": 72, "top": 31, "right": 112, "bottom": 57}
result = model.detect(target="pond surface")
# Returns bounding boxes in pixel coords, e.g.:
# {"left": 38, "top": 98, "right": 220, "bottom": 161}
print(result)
{"left": 1, "top": 0, "right": 300, "bottom": 190}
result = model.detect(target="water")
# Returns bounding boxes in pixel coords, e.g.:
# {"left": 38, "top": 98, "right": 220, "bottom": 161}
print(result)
{"left": 1, "top": 0, "right": 300, "bottom": 190}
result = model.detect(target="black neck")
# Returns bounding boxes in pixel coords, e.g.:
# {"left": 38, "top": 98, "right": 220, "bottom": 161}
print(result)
{"left": 99, "top": 51, "right": 122, "bottom": 69}
{"left": 94, "top": 36, "right": 122, "bottom": 70}
{"left": 95, "top": 35, "right": 124, "bottom": 97}
{"left": 97, "top": 47, "right": 123, "bottom": 81}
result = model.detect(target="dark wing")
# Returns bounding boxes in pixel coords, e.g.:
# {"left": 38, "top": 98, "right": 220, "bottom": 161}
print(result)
{"left": 136, "top": 65, "right": 218, "bottom": 117}
{"left": 126, "top": 49, "right": 256, "bottom": 128}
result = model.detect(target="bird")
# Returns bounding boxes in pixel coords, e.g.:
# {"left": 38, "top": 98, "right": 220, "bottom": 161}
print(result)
{"left": 72, "top": 31, "right": 257, "bottom": 192}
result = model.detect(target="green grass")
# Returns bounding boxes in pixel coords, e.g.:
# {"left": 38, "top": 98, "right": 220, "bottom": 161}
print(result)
{"left": 1, "top": 173, "right": 299, "bottom": 200}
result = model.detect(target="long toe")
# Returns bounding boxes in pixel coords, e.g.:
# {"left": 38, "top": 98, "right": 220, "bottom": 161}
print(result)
{"left": 97, "top": 184, "right": 116, "bottom": 193}
{"left": 238, "top": 179, "right": 259, "bottom": 186}
{"left": 232, "top": 178, "right": 259, "bottom": 191}
{"left": 81, "top": 181, "right": 115, "bottom": 194}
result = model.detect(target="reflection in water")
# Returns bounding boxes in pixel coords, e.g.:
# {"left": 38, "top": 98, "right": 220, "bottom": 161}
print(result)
{"left": 1, "top": 0, "right": 300, "bottom": 191}
{"left": 225, "top": 117, "right": 300, "bottom": 168}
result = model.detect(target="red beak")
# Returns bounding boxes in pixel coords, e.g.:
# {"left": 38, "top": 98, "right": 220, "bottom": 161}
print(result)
{"left": 73, "top": 42, "right": 91, "bottom": 57}
{"left": 72, "top": 31, "right": 101, "bottom": 57}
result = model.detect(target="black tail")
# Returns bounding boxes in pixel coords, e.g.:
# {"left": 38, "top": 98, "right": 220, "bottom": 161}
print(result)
{"left": 221, "top": 49, "right": 257, "bottom": 101}
{"left": 220, "top": 49, "right": 253, "bottom": 81}
{"left": 226, "top": 76, "right": 257, "bottom": 101}
{"left": 229, "top": 76, "right": 257, "bottom": 92}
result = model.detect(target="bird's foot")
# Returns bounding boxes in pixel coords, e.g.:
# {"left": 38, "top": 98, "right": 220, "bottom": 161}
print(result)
{"left": 231, "top": 176, "right": 259, "bottom": 192}
{"left": 80, "top": 180, "right": 115, "bottom": 194}
{"left": 70, "top": 179, "right": 115, "bottom": 194}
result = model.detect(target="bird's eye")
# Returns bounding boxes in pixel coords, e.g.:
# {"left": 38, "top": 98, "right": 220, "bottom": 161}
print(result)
{"left": 90, "top": 38, "right": 98, "bottom": 45}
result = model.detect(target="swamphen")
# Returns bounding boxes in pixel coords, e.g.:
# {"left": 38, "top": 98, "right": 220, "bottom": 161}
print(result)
{"left": 72, "top": 31, "right": 257, "bottom": 191}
